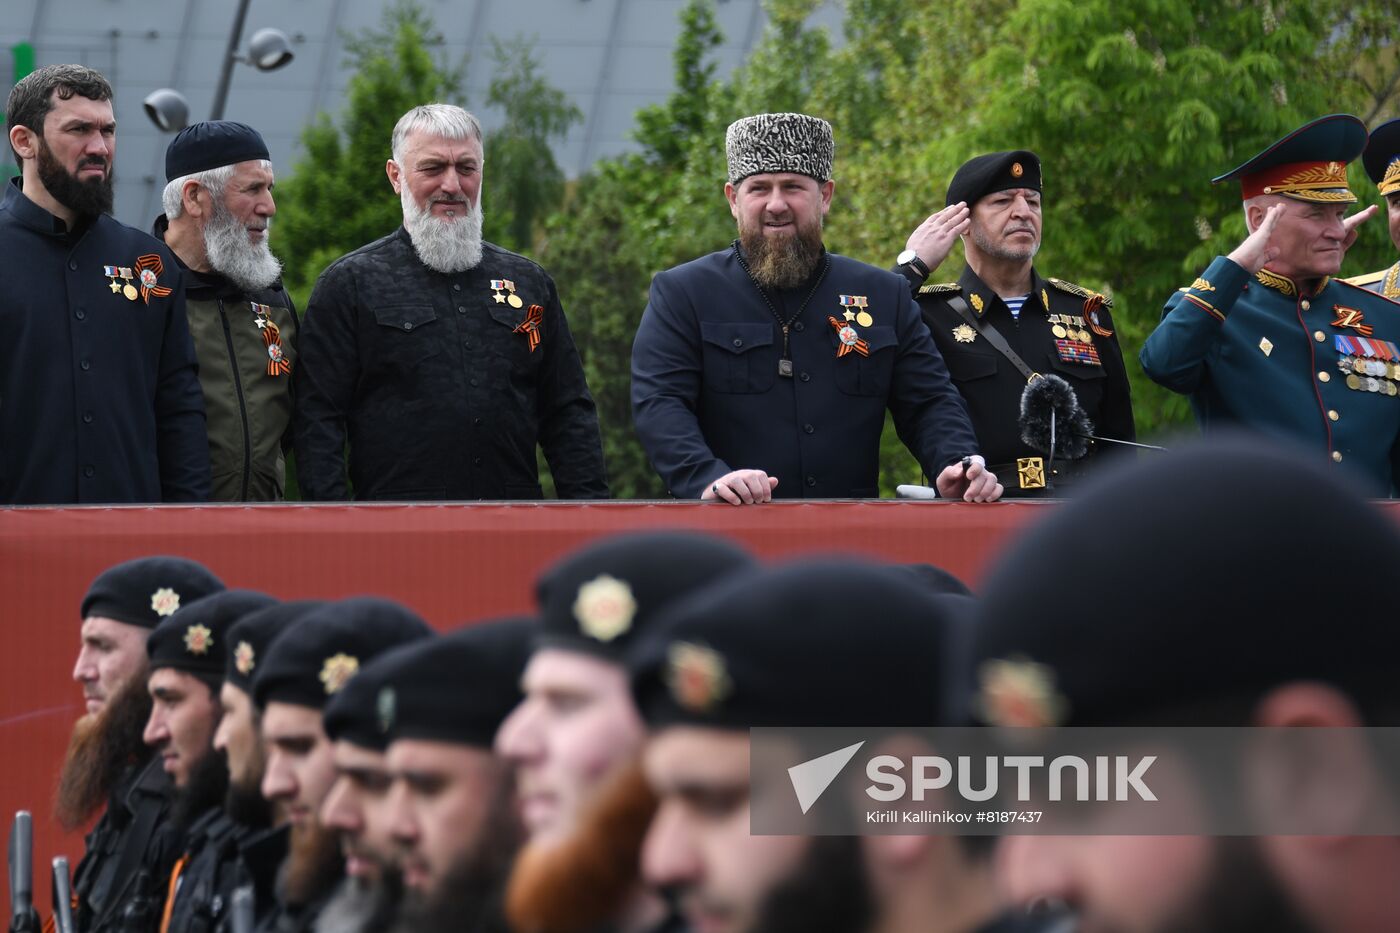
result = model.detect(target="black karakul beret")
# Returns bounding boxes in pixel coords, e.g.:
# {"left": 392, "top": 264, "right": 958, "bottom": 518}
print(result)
{"left": 536, "top": 531, "right": 753, "bottom": 661}
{"left": 224, "top": 600, "right": 329, "bottom": 694}
{"left": 945, "top": 150, "right": 1041, "bottom": 207}
{"left": 726, "top": 112, "right": 834, "bottom": 184}
{"left": 165, "top": 120, "right": 270, "bottom": 181}
{"left": 251, "top": 597, "right": 434, "bottom": 710}
{"left": 628, "top": 558, "right": 961, "bottom": 730}
{"left": 971, "top": 436, "right": 1400, "bottom": 727}
{"left": 146, "top": 589, "right": 277, "bottom": 684}
{"left": 375, "top": 617, "right": 536, "bottom": 748}
{"left": 81, "top": 556, "right": 225, "bottom": 630}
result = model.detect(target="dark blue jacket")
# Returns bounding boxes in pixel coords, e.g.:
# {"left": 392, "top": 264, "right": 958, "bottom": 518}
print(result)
{"left": 0, "top": 180, "right": 209, "bottom": 503}
{"left": 632, "top": 244, "right": 978, "bottom": 498}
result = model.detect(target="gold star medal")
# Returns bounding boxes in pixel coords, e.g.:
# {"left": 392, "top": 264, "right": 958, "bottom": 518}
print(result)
{"left": 952, "top": 323, "right": 977, "bottom": 343}
{"left": 839, "top": 295, "right": 872, "bottom": 327}
{"left": 573, "top": 574, "right": 637, "bottom": 642}
{"left": 319, "top": 653, "right": 360, "bottom": 694}
{"left": 183, "top": 624, "right": 213, "bottom": 656}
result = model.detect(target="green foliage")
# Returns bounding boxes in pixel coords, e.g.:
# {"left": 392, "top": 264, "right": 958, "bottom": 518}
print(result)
{"left": 482, "top": 37, "right": 582, "bottom": 253}
{"left": 272, "top": 0, "right": 465, "bottom": 311}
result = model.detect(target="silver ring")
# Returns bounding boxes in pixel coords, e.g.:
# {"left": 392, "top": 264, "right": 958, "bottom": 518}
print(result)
{"left": 712, "top": 483, "right": 721, "bottom": 494}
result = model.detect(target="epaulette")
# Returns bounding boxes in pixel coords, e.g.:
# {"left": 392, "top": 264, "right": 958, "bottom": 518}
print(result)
{"left": 1342, "top": 269, "right": 1387, "bottom": 286}
{"left": 919, "top": 282, "right": 961, "bottom": 296}
{"left": 1048, "top": 277, "right": 1113, "bottom": 307}
{"left": 1334, "top": 275, "right": 1400, "bottom": 307}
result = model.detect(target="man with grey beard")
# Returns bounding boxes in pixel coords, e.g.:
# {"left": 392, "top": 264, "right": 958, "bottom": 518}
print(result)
{"left": 632, "top": 112, "right": 997, "bottom": 503}
{"left": 156, "top": 121, "right": 298, "bottom": 501}
{"left": 294, "top": 102, "right": 608, "bottom": 501}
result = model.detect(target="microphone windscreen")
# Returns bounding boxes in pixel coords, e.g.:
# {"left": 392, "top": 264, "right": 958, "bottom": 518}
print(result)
{"left": 1020, "top": 374, "right": 1093, "bottom": 459}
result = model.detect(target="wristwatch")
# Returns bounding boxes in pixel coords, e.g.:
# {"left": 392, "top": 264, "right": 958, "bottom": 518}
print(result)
{"left": 895, "top": 249, "right": 930, "bottom": 288}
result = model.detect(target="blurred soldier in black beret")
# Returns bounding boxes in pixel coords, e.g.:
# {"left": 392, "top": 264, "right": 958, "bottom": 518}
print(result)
{"left": 628, "top": 559, "right": 1047, "bottom": 933}
{"left": 895, "top": 151, "right": 1136, "bottom": 496}
{"left": 496, "top": 532, "right": 752, "bottom": 933}
{"left": 971, "top": 438, "right": 1400, "bottom": 930}
{"left": 60, "top": 556, "right": 224, "bottom": 933}
{"left": 251, "top": 599, "right": 433, "bottom": 933}
{"left": 143, "top": 589, "right": 273, "bottom": 933}
{"left": 1344, "top": 117, "right": 1400, "bottom": 299}
{"left": 373, "top": 619, "right": 533, "bottom": 933}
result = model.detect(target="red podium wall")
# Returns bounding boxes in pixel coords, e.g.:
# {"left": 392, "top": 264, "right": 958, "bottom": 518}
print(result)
{"left": 1, "top": 500, "right": 1055, "bottom": 912}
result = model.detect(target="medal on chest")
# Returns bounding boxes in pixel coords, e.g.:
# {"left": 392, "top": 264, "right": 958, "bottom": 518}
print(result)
{"left": 490, "top": 279, "right": 524, "bottom": 308}
{"left": 838, "top": 295, "right": 873, "bottom": 328}
{"left": 252, "top": 303, "right": 291, "bottom": 375}
{"left": 513, "top": 304, "right": 545, "bottom": 352}
{"left": 828, "top": 316, "right": 869, "bottom": 357}
{"left": 1335, "top": 335, "right": 1400, "bottom": 395}
{"left": 103, "top": 265, "right": 139, "bottom": 301}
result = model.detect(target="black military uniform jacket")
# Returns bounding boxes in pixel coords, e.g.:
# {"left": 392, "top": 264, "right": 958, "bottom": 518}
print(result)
{"left": 914, "top": 265, "right": 1135, "bottom": 494}
{"left": 162, "top": 811, "right": 286, "bottom": 933}
{"left": 73, "top": 757, "right": 182, "bottom": 933}
{"left": 0, "top": 179, "right": 209, "bottom": 504}
{"left": 293, "top": 228, "right": 609, "bottom": 501}
{"left": 154, "top": 215, "right": 298, "bottom": 501}
{"left": 632, "top": 244, "right": 979, "bottom": 498}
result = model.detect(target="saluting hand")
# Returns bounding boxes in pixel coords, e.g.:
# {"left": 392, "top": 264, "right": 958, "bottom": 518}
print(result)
{"left": 905, "top": 202, "right": 972, "bottom": 274}
{"left": 1342, "top": 204, "right": 1378, "bottom": 252}
{"left": 1227, "top": 202, "right": 1285, "bottom": 274}
{"left": 703, "top": 469, "right": 779, "bottom": 505}
{"left": 934, "top": 456, "right": 1003, "bottom": 503}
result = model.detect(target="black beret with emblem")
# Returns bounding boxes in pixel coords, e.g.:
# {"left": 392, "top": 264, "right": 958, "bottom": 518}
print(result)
{"left": 945, "top": 150, "right": 1041, "bottom": 208}
{"left": 970, "top": 437, "right": 1400, "bottom": 728}
{"left": 536, "top": 531, "right": 753, "bottom": 662}
{"left": 323, "top": 641, "right": 395, "bottom": 752}
{"left": 146, "top": 589, "right": 276, "bottom": 686}
{"left": 374, "top": 617, "right": 535, "bottom": 748}
{"left": 251, "top": 597, "right": 434, "bottom": 711}
{"left": 224, "top": 600, "right": 327, "bottom": 694}
{"left": 165, "top": 120, "right": 271, "bottom": 182}
{"left": 629, "top": 558, "right": 961, "bottom": 730}
{"left": 726, "top": 112, "right": 834, "bottom": 185}
{"left": 80, "top": 556, "right": 225, "bottom": 630}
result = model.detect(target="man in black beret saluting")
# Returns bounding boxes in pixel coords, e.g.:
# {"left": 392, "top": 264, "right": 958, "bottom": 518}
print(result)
{"left": 632, "top": 113, "right": 999, "bottom": 503}
{"left": 895, "top": 151, "right": 1136, "bottom": 496}
{"left": 62, "top": 556, "right": 225, "bottom": 933}
{"left": 155, "top": 121, "right": 297, "bottom": 501}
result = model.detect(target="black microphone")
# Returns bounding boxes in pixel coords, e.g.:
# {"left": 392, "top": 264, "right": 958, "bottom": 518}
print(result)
{"left": 1020, "top": 374, "right": 1093, "bottom": 460}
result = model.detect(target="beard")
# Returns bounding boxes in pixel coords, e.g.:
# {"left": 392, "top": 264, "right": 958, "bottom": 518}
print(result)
{"left": 281, "top": 819, "right": 346, "bottom": 908}
{"left": 402, "top": 188, "right": 484, "bottom": 274}
{"left": 970, "top": 221, "right": 1039, "bottom": 263}
{"left": 1092, "top": 836, "right": 1317, "bottom": 933}
{"left": 170, "top": 745, "right": 231, "bottom": 832}
{"left": 55, "top": 669, "right": 152, "bottom": 830}
{"left": 746, "top": 836, "right": 872, "bottom": 933}
{"left": 37, "top": 134, "right": 113, "bottom": 220}
{"left": 202, "top": 197, "right": 283, "bottom": 291}
{"left": 738, "top": 211, "right": 824, "bottom": 290}
{"left": 390, "top": 786, "right": 521, "bottom": 933}
{"left": 225, "top": 770, "right": 275, "bottom": 829}
{"left": 505, "top": 759, "right": 657, "bottom": 933}
{"left": 314, "top": 870, "right": 403, "bottom": 933}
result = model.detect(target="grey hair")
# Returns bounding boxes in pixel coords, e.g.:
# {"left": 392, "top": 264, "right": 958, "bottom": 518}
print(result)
{"left": 390, "top": 103, "right": 484, "bottom": 165}
{"left": 162, "top": 160, "right": 272, "bottom": 219}
{"left": 1242, "top": 193, "right": 1285, "bottom": 234}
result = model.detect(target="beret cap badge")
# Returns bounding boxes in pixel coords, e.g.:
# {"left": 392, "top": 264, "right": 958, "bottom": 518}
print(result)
{"left": 234, "top": 641, "right": 256, "bottom": 676}
{"left": 377, "top": 686, "right": 396, "bottom": 734}
{"left": 573, "top": 574, "right": 637, "bottom": 643}
{"left": 666, "top": 642, "right": 733, "bottom": 714}
{"left": 1011, "top": 162, "right": 1024, "bottom": 177}
{"left": 976, "top": 657, "right": 1068, "bottom": 728}
{"left": 151, "top": 587, "right": 181, "bottom": 617}
{"left": 320, "top": 653, "right": 360, "bottom": 695}
{"left": 183, "top": 624, "right": 214, "bottom": 656}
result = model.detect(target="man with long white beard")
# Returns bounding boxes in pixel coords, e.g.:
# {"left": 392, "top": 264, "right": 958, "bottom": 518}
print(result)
{"left": 155, "top": 121, "right": 298, "bottom": 501}
{"left": 61, "top": 556, "right": 225, "bottom": 933}
{"left": 294, "top": 103, "right": 608, "bottom": 501}
{"left": 632, "top": 112, "right": 998, "bottom": 503}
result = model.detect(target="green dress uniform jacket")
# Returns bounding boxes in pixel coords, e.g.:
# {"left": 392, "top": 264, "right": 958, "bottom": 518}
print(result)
{"left": 1141, "top": 255, "right": 1400, "bottom": 495}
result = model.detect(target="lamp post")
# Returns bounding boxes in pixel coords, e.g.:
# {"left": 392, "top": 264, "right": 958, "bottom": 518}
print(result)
{"left": 143, "top": 0, "right": 294, "bottom": 132}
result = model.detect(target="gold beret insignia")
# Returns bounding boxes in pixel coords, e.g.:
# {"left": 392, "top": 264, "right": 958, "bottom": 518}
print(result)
{"left": 1011, "top": 161, "right": 1024, "bottom": 178}
{"left": 319, "top": 653, "right": 360, "bottom": 695}
{"left": 183, "top": 624, "right": 213, "bottom": 656}
{"left": 150, "top": 587, "right": 181, "bottom": 617}
{"left": 976, "top": 657, "right": 1068, "bottom": 728}
{"left": 573, "top": 574, "right": 637, "bottom": 642}
{"left": 234, "top": 641, "right": 256, "bottom": 676}
{"left": 666, "top": 642, "right": 733, "bottom": 714}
